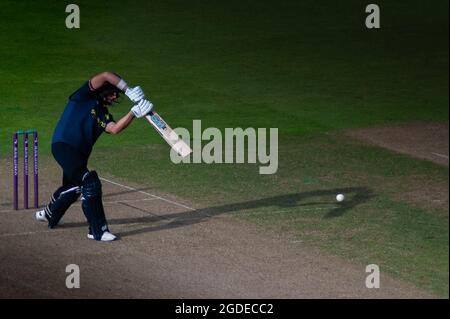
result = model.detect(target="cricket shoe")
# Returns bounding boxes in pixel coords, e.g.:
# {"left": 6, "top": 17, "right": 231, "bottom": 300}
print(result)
{"left": 35, "top": 210, "right": 64, "bottom": 225}
{"left": 87, "top": 231, "right": 117, "bottom": 242}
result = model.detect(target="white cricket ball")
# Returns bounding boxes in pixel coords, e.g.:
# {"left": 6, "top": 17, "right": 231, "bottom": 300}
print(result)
{"left": 336, "top": 194, "right": 345, "bottom": 202}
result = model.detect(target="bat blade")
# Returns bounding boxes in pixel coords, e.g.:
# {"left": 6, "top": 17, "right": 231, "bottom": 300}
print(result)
{"left": 145, "top": 111, "right": 192, "bottom": 158}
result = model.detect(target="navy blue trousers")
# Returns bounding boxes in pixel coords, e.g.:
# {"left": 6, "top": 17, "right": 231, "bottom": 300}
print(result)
{"left": 46, "top": 143, "right": 108, "bottom": 239}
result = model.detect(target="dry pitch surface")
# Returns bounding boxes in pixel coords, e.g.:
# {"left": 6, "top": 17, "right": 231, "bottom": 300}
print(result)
{"left": 0, "top": 157, "right": 438, "bottom": 298}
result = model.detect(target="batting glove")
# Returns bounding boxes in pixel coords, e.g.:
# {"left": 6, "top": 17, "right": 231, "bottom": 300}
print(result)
{"left": 131, "top": 99, "right": 153, "bottom": 118}
{"left": 125, "top": 86, "right": 145, "bottom": 103}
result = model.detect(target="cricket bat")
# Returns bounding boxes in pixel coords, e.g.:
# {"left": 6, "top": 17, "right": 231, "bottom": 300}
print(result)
{"left": 145, "top": 111, "right": 192, "bottom": 158}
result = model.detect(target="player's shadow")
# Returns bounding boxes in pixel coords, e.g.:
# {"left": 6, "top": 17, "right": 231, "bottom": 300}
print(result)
{"left": 112, "top": 186, "right": 373, "bottom": 238}
{"left": 61, "top": 187, "right": 373, "bottom": 238}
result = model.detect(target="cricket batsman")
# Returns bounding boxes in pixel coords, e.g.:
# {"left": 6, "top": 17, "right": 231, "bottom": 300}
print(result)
{"left": 35, "top": 72, "right": 153, "bottom": 241}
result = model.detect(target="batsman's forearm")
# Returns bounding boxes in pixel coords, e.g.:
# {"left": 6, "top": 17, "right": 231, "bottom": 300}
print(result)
{"left": 90, "top": 72, "right": 129, "bottom": 91}
{"left": 103, "top": 72, "right": 129, "bottom": 91}
{"left": 108, "top": 112, "right": 135, "bottom": 135}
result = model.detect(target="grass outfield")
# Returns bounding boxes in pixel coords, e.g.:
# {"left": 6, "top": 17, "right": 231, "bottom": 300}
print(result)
{"left": 1, "top": 0, "right": 448, "bottom": 296}
{"left": 0, "top": 0, "right": 447, "bottom": 147}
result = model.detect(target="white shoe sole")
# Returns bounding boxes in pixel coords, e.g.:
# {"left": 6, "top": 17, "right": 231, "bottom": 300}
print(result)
{"left": 35, "top": 211, "right": 63, "bottom": 225}
{"left": 35, "top": 211, "right": 47, "bottom": 222}
{"left": 87, "top": 232, "right": 117, "bottom": 242}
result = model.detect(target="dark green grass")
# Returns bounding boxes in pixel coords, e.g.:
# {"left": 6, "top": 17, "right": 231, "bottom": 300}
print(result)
{"left": 0, "top": 0, "right": 448, "bottom": 154}
{"left": 0, "top": 0, "right": 448, "bottom": 296}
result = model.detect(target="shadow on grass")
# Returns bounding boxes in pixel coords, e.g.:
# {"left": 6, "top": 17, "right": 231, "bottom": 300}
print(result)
{"left": 61, "top": 186, "right": 374, "bottom": 238}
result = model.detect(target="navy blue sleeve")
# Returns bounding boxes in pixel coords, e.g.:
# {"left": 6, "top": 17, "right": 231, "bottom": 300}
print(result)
{"left": 105, "top": 111, "right": 115, "bottom": 127}
{"left": 100, "top": 108, "right": 115, "bottom": 134}
{"left": 68, "top": 81, "right": 96, "bottom": 102}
